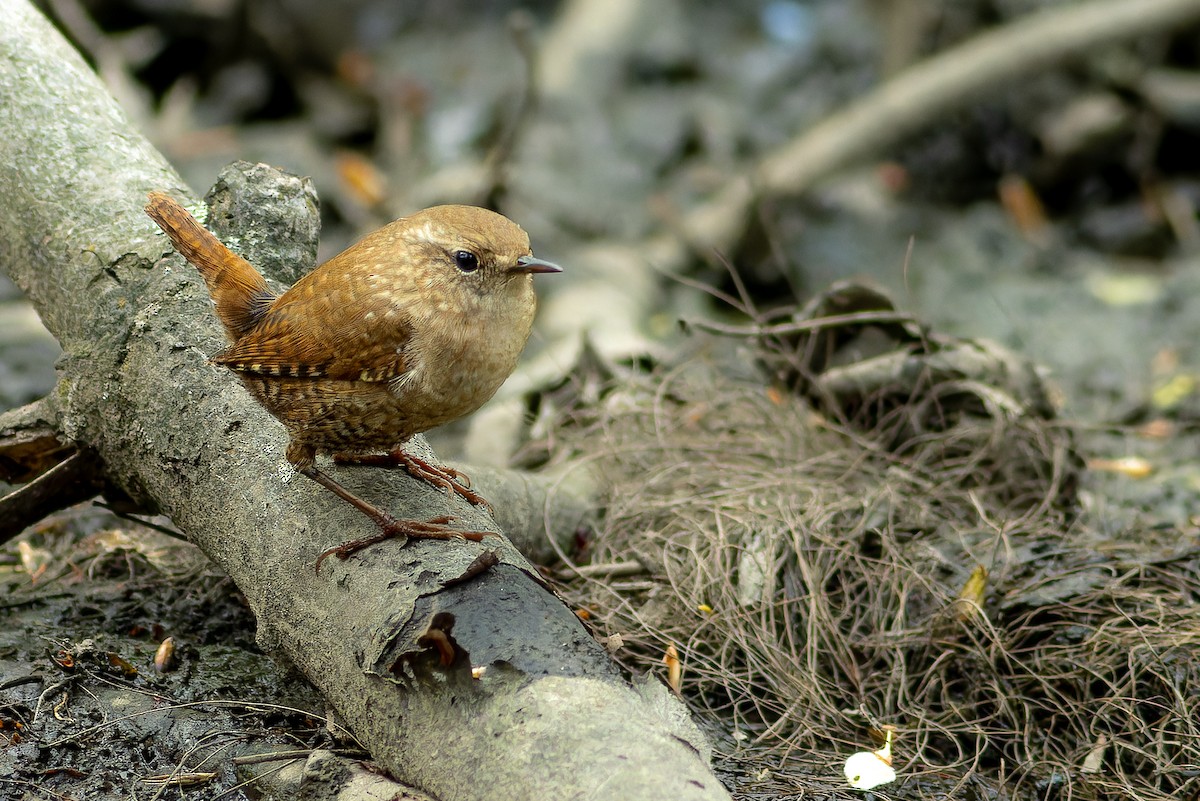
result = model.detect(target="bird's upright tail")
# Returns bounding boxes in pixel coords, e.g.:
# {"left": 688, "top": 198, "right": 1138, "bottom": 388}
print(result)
{"left": 145, "top": 192, "right": 274, "bottom": 341}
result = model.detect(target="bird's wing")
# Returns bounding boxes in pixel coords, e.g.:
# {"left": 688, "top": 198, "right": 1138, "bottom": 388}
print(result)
{"left": 212, "top": 274, "right": 412, "bottom": 383}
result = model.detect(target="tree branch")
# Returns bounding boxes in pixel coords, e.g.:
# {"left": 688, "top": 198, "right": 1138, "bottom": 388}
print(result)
{"left": 0, "top": 2, "right": 725, "bottom": 799}
{"left": 673, "top": 0, "right": 1200, "bottom": 264}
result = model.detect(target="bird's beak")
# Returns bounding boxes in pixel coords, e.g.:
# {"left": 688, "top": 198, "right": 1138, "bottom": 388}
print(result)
{"left": 512, "top": 255, "right": 563, "bottom": 274}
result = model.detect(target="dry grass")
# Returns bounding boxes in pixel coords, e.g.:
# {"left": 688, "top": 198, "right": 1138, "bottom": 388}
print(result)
{"left": 547, "top": 341, "right": 1200, "bottom": 800}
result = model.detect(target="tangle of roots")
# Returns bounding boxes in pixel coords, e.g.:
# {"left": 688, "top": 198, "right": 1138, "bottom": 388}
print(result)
{"left": 552, "top": 357, "right": 1200, "bottom": 801}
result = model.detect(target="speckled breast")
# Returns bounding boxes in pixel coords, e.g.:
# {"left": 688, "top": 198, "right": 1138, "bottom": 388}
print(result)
{"left": 239, "top": 375, "right": 427, "bottom": 454}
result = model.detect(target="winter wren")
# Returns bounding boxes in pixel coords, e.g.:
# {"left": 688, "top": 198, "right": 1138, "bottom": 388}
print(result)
{"left": 145, "top": 192, "right": 561, "bottom": 569}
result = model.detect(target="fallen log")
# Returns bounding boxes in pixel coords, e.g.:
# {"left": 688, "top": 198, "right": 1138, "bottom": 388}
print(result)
{"left": 0, "top": 2, "right": 726, "bottom": 798}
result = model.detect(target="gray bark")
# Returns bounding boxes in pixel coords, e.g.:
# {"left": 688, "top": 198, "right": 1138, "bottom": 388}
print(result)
{"left": 0, "top": 2, "right": 727, "bottom": 799}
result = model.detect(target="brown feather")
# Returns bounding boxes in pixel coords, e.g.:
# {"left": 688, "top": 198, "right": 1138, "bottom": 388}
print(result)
{"left": 214, "top": 264, "right": 414, "bottom": 383}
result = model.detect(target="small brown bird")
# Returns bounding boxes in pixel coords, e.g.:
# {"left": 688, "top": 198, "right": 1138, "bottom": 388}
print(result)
{"left": 144, "top": 192, "right": 560, "bottom": 568}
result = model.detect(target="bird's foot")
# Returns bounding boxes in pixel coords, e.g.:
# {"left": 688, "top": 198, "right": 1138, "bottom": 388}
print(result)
{"left": 333, "top": 449, "right": 494, "bottom": 514}
{"left": 396, "top": 452, "right": 494, "bottom": 513}
{"left": 314, "top": 514, "right": 493, "bottom": 573}
{"left": 300, "top": 466, "right": 495, "bottom": 573}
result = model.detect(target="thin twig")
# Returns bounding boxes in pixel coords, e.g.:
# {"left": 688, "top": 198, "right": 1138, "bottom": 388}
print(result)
{"left": 682, "top": 309, "right": 919, "bottom": 338}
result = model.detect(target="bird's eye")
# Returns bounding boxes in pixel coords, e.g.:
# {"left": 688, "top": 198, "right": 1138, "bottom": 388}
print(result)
{"left": 454, "top": 250, "right": 480, "bottom": 273}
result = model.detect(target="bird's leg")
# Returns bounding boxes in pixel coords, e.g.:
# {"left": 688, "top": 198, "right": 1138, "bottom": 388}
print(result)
{"left": 333, "top": 448, "right": 493, "bottom": 513}
{"left": 299, "top": 465, "right": 493, "bottom": 573}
